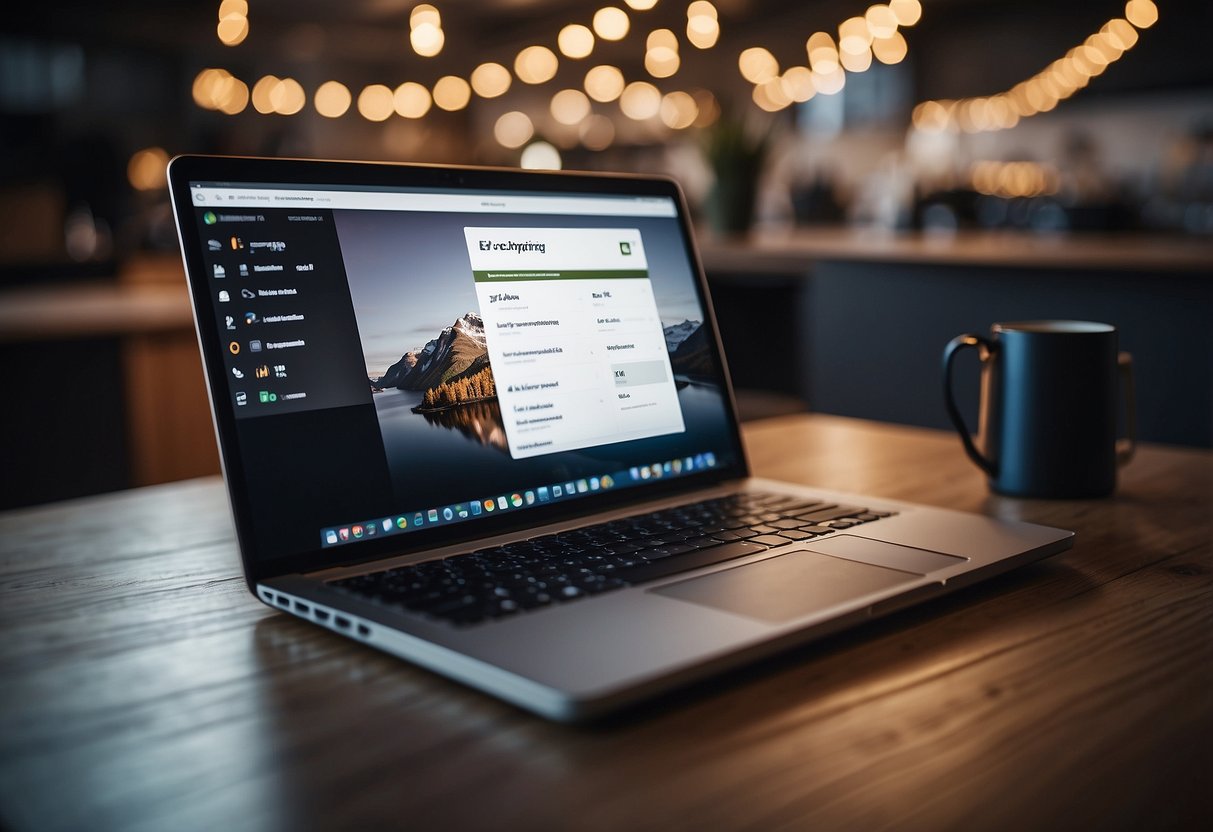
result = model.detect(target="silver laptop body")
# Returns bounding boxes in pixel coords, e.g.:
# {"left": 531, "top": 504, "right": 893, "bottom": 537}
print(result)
{"left": 169, "top": 156, "right": 1072, "bottom": 721}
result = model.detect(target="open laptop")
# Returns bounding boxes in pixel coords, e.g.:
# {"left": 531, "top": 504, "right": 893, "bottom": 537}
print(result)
{"left": 168, "top": 155, "right": 1073, "bottom": 721}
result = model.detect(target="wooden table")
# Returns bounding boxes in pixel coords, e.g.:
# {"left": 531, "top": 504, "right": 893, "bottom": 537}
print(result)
{"left": 2, "top": 414, "right": 1210, "bottom": 831}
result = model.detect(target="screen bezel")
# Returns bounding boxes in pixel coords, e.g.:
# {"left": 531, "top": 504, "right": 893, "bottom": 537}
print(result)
{"left": 167, "top": 154, "right": 749, "bottom": 586}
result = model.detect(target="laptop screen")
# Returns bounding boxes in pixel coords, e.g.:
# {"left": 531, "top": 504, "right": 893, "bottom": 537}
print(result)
{"left": 178, "top": 165, "right": 743, "bottom": 571}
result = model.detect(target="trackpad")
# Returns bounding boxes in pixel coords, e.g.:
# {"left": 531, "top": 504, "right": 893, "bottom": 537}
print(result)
{"left": 651, "top": 549, "right": 921, "bottom": 623}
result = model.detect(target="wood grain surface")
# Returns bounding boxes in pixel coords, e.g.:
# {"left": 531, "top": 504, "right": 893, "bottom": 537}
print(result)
{"left": 1, "top": 414, "right": 1209, "bottom": 832}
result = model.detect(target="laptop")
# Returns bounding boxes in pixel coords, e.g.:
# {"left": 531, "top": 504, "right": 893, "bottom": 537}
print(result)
{"left": 168, "top": 155, "right": 1073, "bottom": 721}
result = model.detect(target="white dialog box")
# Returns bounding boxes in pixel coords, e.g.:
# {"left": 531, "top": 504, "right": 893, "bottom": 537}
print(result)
{"left": 465, "top": 226, "right": 686, "bottom": 459}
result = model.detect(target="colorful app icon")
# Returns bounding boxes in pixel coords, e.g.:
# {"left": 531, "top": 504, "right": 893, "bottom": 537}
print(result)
{"left": 672, "top": 459, "right": 683, "bottom": 474}
{"left": 235, "top": 391, "right": 247, "bottom": 406}
{"left": 640, "top": 466, "right": 651, "bottom": 479}
{"left": 364, "top": 523, "right": 376, "bottom": 537}
{"left": 244, "top": 312, "right": 257, "bottom": 325}
{"left": 524, "top": 490, "right": 535, "bottom": 505}
{"left": 497, "top": 496, "right": 508, "bottom": 510}
{"left": 538, "top": 487, "right": 550, "bottom": 502}
{"left": 352, "top": 525, "right": 364, "bottom": 538}
{"left": 255, "top": 365, "right": 269, "bottom": 379}
{"left": 442, "top": 507, "right": 454, "bottom": 521}
{"left": 483, "top": 499, "right": 495, "bottom": 512}
{"left": 396, "top": 516, "right": 408, "bottom": 529}
{"left": 213, "top": 264, "right": 226, "bottom": 279}
{"left": 510, "top": 493, "right": 523, "bottom": 508}
{"left": 219, "top": 290, "right": 230, "bottom": 303}
{"left": 339, "top": 528, "right": 350, "bottom": 541}
{"left": 553, "top": 485, "right": 563, "bottom": 497}
{"left": 427, "top": 509, "right": 439, "bottom": 523}
{"left": 456, "top": 504, "right": 469, "bottom": 519}
{"left": 706, "top": 452, "right": 717, "bottom": 467}
{"left": 576, "top": 479, "right": 588, "bottom": 493}
{"left": 228, "top": 341, "right": 240, "bottom": 355}
{"left": 230, "top": 236, "right": 244, "bottom": 250}
{"left": 208, "top": 239, "right": 222, "bottom": 251}
{"left": 470, "top": 501, "right": 482, "bottom": 516}
{"left": 589, "top": 478, "right": 600, "bottom": 491}
{"left": 231, "top": 367, "right": 244, "bottom": 379}
{"left": 239, "top": 264, "right": 248, "bottom": 277}
{"left": 225, "top": 315, "right": 235, "bottom": 329}
{"left": 413, "top": 512, "right": 425, "bottom": 526}
{"left": 651, "top": 464, "right": 662, "bottom": 478}
{"left": 203, "top": 211, "right": 217, "bottom": 225}
{"left": 382, "top": 519, "right": 392, "bottom": 532}
{"left": 249, "top": 340, "right": 262, "bottom": 352}
{"left": 565, "top": 482, "right": 576, "bottom": 495}
{"left": 630, "top": 467, "right": 640, "bottom": 480}
{"left": 258, "top": 390, "right": 277, "bottom": 403}
{"left": 325, "top": 530, "right": 338, "bottom": 545}
{"left": 601, "top": 475, "right": 615, "bottom": 489}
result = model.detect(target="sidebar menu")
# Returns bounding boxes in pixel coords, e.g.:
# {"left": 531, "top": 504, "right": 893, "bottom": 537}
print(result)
{"left": 197, "top": 207, "right": 370, "bottom": 418}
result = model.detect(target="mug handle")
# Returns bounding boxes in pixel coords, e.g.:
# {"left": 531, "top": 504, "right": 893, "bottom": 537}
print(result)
{"left": 1117, "top": 351, "right": 1136, "bottom": 466}
{"left": 943, "top": 334, "right": 997, "bottom": 477}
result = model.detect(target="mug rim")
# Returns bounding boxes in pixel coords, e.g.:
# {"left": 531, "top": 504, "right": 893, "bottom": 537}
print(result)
{"left": 993, "top": 320, "right": 1115, "bottom": 335}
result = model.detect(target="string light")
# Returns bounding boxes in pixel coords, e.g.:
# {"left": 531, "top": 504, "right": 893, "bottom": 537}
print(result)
{"left": 659, "top": 90, "right": 699, "bottom": 129}
{"left": 914, "top": 3, "right": 1156, "bottom": 133}
{"left": 739, "top": 3, "right": 923, "bottom": 112}
{"left": 579, "top": 113, "right": 616, "bottom": 149}
{"left": 520, "top": 141, "right": 562, "bottom": 170}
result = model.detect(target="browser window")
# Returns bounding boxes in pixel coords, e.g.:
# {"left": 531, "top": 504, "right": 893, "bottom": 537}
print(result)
{"left": 187, "top": 181, "right": 739, "bottom": 562}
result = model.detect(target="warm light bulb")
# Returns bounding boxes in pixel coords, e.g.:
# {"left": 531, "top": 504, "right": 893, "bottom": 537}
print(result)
{"left": 494, "top": 111, "right": 534, "bottom": 148}
{"left": 551, "top": 88, "right": 592, "bottom": 125}
{"left": 432, "top": 76, "right": 471, "bottom": 111}
{"left": 558, "top": 24, "right": 595, "bottom": 59}
{"left": 738, "top": 47, "right": 779, "bottom": 84}
{"left": 889, "top": 0, "right": 922, "bottom": 27}
{"left": 128, "top": 147, "right": 170, "bottom": 191}
{"left": 515, "top": 46, "right": 559, "bottom": 84}
{"left": 393, "top": 82, "right": 432, "bottom": 119}
{"left": 619, "top": 81, "right": 661, "bottom": 119}
{"left": 520, "top": 141, "right": 562, "bottom": 170}
{"left": 1124, "top": 0, "right": 1158, "bottom": 29}
{"left": 314, "top": 80, "right": 352, "bottom": 118}
{"left": 584, "top": 64, "right": 625, "bottom": 102}
{"left": 659, "top": 91, "right": 698, "bottom": 129}
{"left": 593, "top": 7, "right": 630, "bottom": 41}
{"left": 470, "top": 63, "right": 512, "bottom": 98}
{"left": 579, "top": 114, "right": 615, "bottom": 150}
{"left": 871, "top": 31, "right": 908, "bottom": 64}
{"left": 410, "top": 22, "right": 444, "bottom": 57}
{"left": 357, "top": 84, "right": 395, "bottom": 122}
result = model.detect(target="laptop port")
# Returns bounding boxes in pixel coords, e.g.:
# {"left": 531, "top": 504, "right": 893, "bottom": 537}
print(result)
{"left": 294, "top": 601, "right": 310, "bottom": 614}
{"left": 277, "top": 596, "right": 291, "bottom": 608}
{"left": 261, "top": 591, "right": 275, "bottom": 604}
{"left": 314, "top": 609, "right": 330, "bottom": 622}
{"left": 356, "top": 624, "right": 371, "bottom": 638}
{"left": 334, "top": 616, "right": 351, "bottom": 629}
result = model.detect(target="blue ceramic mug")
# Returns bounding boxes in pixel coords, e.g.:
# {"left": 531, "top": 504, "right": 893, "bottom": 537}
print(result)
{"left": 943, "top": 321, "right": 1135, "bottom": 498}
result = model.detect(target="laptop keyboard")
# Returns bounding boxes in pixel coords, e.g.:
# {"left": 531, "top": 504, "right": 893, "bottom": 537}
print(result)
{"left": 329, "top": 492, "right": 894, "bottom": 627}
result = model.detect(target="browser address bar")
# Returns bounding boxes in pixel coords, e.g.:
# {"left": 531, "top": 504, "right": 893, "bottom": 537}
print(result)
{"left": 188, "top": 187, "right": 677, "bottom": 218}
